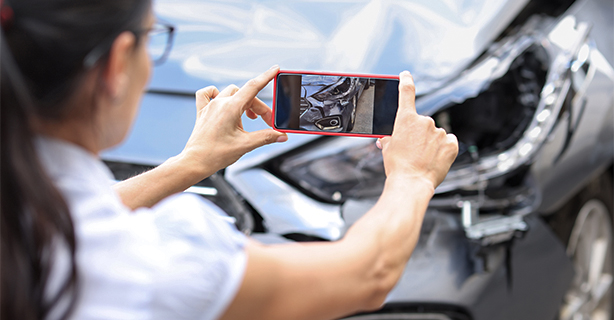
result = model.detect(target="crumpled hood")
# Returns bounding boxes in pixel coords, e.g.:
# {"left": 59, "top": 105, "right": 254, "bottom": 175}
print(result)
{"left": 103, "top": 0, "right": 528, "bottom": 165}
{"left": 150, "top": 0, "right": 528, "bottom": 96}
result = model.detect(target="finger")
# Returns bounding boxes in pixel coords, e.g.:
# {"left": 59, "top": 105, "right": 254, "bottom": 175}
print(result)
{"left": 446, "top": 133, "right": 459, "bottom": 158}
{"left": 246, "top": 109, "right": 258, "bottom": 120}
{"left": 447, "top": 133, "right": 458, "bottom": 145}
{"left": 245, "top": 98, "right": 275, "bottom": 127}
{"left": 218, "top": 84, "right": 240, "bottom": 98}
{"left": 244, "top": 97, "right": 271, "bottom": 116}
{"left": 233, "top": 65, "right": 280, "bottom": 111}
{"left": 260, "top": 109, "right": 274, "bottom": 127}
{"left": 377, "top": 136, "right": 391, "bottom": 150}
{"left": 245, "top": 128, "right": 288, "bottom": 152}
{"left": 398, "top": 71, "right": 417, "bottom": 116}
{"left": 195, "top": 86, "right": 220, "bottom": 111}
{"left": 435, "top": 127, "right": 447, "bottom": 137}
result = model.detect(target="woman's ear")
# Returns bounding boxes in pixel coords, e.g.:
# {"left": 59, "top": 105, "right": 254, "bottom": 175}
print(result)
{"left": 103, "top": 31, "right": 136, "bottom": 100}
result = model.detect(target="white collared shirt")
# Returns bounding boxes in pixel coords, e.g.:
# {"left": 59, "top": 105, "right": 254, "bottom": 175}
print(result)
{"left": 36, "top": 137, "right": 247, "bottom": 320}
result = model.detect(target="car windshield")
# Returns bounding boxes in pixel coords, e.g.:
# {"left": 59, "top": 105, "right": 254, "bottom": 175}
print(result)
{"left": 150, "top": 0, "right": 528, "bottom": 95}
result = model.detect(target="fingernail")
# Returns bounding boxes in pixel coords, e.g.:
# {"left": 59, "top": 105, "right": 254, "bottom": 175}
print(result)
{"left": 376, "top": 139, "right": 382, "bottom": 149}
{"left": 401, "top": 70, "right": 410, "bottom": 77}
{"left": 276, "top": 135, "right": 288, "bottom": 143}
{"left": 270, "top": 65, "right": 279, "bottom": 70}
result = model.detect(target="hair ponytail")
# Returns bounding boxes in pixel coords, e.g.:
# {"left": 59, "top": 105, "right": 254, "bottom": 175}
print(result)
{"left": 1, "top": 30, "right": 79, "bottom": 320}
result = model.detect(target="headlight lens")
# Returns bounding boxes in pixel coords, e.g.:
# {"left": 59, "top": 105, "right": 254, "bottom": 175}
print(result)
{"left": 278, "top": 137, "right": 383, "bottom": 203}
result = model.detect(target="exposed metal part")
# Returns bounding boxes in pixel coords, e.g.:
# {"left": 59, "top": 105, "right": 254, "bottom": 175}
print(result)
{"left": 460, "top": 191, "right": 529, "bottom": 245}
{"left": 459, "top": 155, "right": 529, "bottom": 245}
{"left": 461, "top": 201, "right": 479, "bottom": 228}
{"left": 464, "top": 212, "right": 529, "bottom": 245}
{"left": 456, "top": 146, "right": 529, "bottom": 244}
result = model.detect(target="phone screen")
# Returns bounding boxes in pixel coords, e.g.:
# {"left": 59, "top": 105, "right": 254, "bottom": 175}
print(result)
{"left": 274, "top": 72, "right": 400, "bottom": 136}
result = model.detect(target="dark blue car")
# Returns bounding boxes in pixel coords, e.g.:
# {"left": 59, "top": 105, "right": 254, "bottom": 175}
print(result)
{"left": 103, "top": 0, "right": 614, "bottom": 319}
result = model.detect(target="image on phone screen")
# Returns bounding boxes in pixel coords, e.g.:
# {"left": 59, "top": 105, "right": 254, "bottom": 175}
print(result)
{"left": 274, "top": 73, "right": 400, "bottom": 136}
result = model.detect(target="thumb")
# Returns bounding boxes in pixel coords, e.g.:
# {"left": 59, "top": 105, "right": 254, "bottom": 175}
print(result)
{"left": 245, "top": 129, "right": 288, "bottom": 151}
{"left": 377, "top": 136, "right": 391, "bottom": 150}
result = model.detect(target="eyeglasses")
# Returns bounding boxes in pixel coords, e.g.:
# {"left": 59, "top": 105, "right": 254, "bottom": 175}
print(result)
{"left": 83, "top": 20, "right": 176, "bottom": 68}
{"left": 145, "top": 20, "right": 175, "bottom": 66}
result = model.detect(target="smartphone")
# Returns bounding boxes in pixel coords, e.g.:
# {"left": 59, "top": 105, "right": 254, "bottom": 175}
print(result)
{"left": 273, "top": 70, "right": 400, "bottom": 137}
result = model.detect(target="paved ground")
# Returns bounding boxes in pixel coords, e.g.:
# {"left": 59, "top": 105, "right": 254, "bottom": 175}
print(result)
{"left": 351, "top": 86, "right": 374, "bottom": 134}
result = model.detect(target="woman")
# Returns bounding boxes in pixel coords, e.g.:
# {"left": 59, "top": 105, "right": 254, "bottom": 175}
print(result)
{"left": 0, "top": 0, "right": 458, "bottom": 319}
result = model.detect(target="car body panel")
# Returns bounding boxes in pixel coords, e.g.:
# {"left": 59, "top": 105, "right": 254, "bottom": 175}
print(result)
{"left": 531, "top": 0, "right": 614, "bottom": 213}
{"left": 105, "top": 0, "right": 531, "bottom": 164}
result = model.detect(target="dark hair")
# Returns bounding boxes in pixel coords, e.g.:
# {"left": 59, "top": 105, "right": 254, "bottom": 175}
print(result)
{"left": 1, "top": 0, "right": 151, "bottom": 319}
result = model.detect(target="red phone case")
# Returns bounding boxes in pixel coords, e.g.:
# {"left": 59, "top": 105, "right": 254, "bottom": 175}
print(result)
{"left": 272, "top": 70, "right": 399, "bottom": 138}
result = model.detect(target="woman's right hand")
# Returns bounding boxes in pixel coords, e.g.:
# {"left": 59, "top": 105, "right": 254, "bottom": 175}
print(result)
{"left": 180, "top": 66, "right": 287, "bottom": 178}
{"left": 113, "top": 67, "right": 286, "bottom": 210}
{"left": 377, "top": 71, "right": 458, "bottom": 191}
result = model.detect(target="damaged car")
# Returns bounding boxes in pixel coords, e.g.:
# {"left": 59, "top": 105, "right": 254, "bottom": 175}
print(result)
{"left": 299, "top": 76, "right": 368, "bottom": 132}
{"left": 103, "top": 0, "right": 614, "bottom": 319}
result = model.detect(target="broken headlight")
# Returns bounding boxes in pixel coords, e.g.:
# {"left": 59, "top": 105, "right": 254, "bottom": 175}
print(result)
{"left": 430, "top": 44, "right": 550, "bottom": 193}
{"left": 311, "top": 77, "right": 356, "bottom": 101}
{"left": 431, "top": 16, "right": 591, "bottom": 193}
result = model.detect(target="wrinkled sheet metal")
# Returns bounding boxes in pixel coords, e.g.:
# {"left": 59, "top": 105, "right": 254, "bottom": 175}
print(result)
{"left": 104, "top": 0, "right": 529, "bottom": 166}
{"left": 150, "top": 0, "right": 528, "bottom": 95}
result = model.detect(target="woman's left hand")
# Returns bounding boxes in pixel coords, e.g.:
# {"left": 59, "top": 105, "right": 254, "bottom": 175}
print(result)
{"left": 180, "top": 65, "right": 288, "bottom": 178}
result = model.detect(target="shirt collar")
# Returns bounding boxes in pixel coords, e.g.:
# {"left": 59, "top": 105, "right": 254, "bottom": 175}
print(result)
{"left": 35, "top": 136, "right": 115, "bottom": 185}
